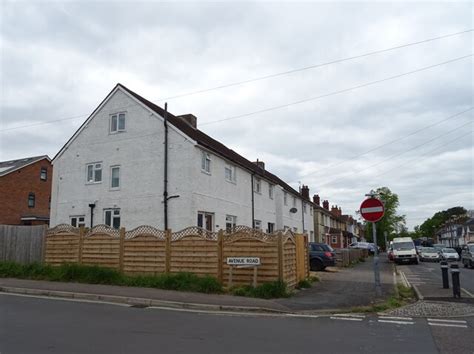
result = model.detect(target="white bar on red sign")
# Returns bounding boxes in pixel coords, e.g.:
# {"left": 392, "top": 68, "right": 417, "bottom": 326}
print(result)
{"left": 361, "top": 207, "right": 384, "bottom": 213}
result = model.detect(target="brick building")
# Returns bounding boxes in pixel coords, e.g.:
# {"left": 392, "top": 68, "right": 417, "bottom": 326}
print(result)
{"left": 0, "top": 156, "right": 52, "bottom": 225}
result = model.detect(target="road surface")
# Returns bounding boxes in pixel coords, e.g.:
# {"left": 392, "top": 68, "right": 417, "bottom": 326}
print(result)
{"left": 1, "top": 293, "right": 473, "bottom": 354}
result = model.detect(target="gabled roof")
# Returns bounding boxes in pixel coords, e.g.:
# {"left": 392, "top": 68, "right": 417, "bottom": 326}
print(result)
{"left": 0, "top": 155, "right": 50, "bottom": 177}
{"left": 119, "top": 84, "right": 307, "bottom": 200}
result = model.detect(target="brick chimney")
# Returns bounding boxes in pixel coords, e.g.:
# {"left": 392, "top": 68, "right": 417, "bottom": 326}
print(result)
{"left": 331, "top": 205, "right": 342, "bottom": 217}
{"left": 177, "top": 114, "right": 197, "bottom": 128}
{"left": 253, "top": 159, "right": 265, "bottom": 170}
{"left": 313, "top": 194, "right": 320, "bottom": 206}
{"left": 322, "top": 200, "right": 329, "bottom": 210}
{"left": 300, "top": 185, "right": 310, "bottom": 200}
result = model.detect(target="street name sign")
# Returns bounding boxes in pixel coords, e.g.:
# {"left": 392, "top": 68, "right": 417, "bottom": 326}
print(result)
{"left": 360, "top": 198, "right": 385, "bottom": 222}
{"left": 226, "top": 257, "right": 261, "bottom": 266}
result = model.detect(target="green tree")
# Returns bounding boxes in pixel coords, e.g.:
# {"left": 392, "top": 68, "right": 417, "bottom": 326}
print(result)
{"left": 415, "top": 206, "right": 467, "bottom": 239}
{"left": 361, "top": 187, "right": 406, "bottom": 250}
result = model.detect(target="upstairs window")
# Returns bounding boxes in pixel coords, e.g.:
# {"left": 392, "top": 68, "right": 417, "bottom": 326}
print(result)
{"left": 254, "top": 178, "right": 261, "bottom": 193}
{"left": 110, "top": 166, "right": 120, "bottom": 189}
{"left": 225, "top": 164, "right": 236, "bottom": 183}
{"left": 86, "top": 163, "right": 102, "bottom": 183}
{"left": 284, "top": 192, "right": 288, "bottom": 205}
{"left": 201, "top": 151, "right": 211, "bottom": 173}
{"left": 110, "top": 113, "right": 126, "bottom": 133}
{"left": 303, "top": 203, "right": 307, "bottom": 214}
{"left": 293, "top": 197, "right": 297, "bottom": 207}
{"left": 28, "top": 193, "right": 35, "bottom": 208}
{"left": 40, "top": 167, "right": 47, "bottom": 181}
{"left": 269, "top": 184, "right": 274, "bottom": 199}
{"left": 104, "top": 208, "right": 121, "bottom": 229}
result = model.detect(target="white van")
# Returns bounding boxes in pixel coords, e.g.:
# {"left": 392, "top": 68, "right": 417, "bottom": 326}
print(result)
{"left": 392, "top": 237, "right": 418, "bottom": 265}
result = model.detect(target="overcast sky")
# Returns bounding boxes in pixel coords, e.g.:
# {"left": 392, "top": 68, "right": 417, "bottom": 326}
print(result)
{"left": 1, "top": 1, "right": 472, "bottom": 230}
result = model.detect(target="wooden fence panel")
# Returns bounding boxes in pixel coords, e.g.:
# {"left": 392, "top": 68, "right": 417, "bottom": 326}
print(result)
{"left": 171, "top": 235, "right": 218, "bottom": 277}
{"left": 282, "top": 237, "right": 297, "bottom": 288}
{"left": 123, "top": 236, "right": 166, "bottom": 274}
{"left": 44, "top": 225, "right": 80, "bottom": 265}
{"left": 0, "top": 225, "right": 46, "bottom": 264}
{"left": 81, "top": 226, "right": 120, "bottom": 269}
{"left": 223, "top": 235, "right": 279, "bottom": 286}
{"left": 294, "top": 234, "right": 308, "bottom": 282}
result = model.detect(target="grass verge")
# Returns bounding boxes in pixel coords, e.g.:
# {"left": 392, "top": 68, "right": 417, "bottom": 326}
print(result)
{"left": 230, "top": 281, "right": 290, "bottom": 299}
{"left": 346, "top": 284, "right": 416, "bottom": 313}
{"left": 0, "top": 261, "right": 223, "bottom": 294}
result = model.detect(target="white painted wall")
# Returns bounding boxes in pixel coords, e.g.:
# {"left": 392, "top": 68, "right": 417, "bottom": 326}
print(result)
{"left": 51, "top": 86, "right": 314, "bottom": 236}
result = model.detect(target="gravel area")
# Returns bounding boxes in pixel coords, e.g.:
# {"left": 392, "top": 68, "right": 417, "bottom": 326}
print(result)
{"left": 382, "top": 300, "right": 474, "bottom": 318}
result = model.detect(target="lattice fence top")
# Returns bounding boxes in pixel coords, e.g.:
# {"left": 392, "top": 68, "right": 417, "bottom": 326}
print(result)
{"left": 85, "top": 224, "right": 120, "bottom": 238}
{"left": 125, "top": 225, "right": 165, "bottom": 240}
{"left": 224, "top": 225, "right": 279, "bottom": 243}
{"left": 171, "top": 227, "right": 217, "bottom": 241}
{"left": 47, "top": 224, "right": 80, "bottom": 236}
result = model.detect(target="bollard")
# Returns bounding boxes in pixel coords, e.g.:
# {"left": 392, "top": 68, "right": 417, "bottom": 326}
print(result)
{"left": 440, "top": 261, "right": 449, "bottom": 289}
{"left": 450, "top": 263, "right": 461, "bottom": 298}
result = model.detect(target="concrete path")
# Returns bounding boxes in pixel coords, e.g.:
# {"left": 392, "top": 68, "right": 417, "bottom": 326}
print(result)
{"left": 276, "top": 256, "right": 395, "bottom": 312}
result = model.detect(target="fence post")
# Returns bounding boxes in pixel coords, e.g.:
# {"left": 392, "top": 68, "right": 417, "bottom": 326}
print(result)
{"left": 41, "top": 225, "right": 47, "bottom": 263}
{"left": 217, "top": 230, "right": 224, "bottom": 284}
{"left": 119, "top": 227, "right": 126, "bottom": 272}
{"left": 78, "top": 226, "right": 85, "bottom": 264}
{"left": 278, "top": 232, "right": 284, "bottom": 281}
{"left": 165, "top": 229, "right": 172, "bottom": 273}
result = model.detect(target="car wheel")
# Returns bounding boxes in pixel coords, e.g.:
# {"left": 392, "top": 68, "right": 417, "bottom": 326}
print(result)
{"left": 470, "top": 260, "right": 474, "bottom": 269}
{"left": 311, "top": 259, "right": 324, "bottom": 271}
{"left": 414, "top": 259, "right": 419, "bottom": 265}
{"left": 463, "top": 260, "right": 468, "bottom": 268}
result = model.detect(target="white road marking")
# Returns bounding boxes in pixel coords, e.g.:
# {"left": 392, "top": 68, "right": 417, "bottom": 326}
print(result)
{"left": 378, "top": 316, "right": 413, "bottom": 321}
{"left": 461, "top": 288, "right": 474, "bottom": 298}
{"left": 0, "top": 291, "right": 130, "bottom": 307}
{"left": 332, "top": 313, "right": 366, "bottom": 318}
{"left": 330, "top": 316, "right": 364, "bottom": 321}
{"left": 428, "top": 323, "right": 468, "bottom": 328}
{"left": 427, "top": 318, "right": 467, "bottom": 324}
{"left": 378, "top": 319, "right": 414, "bottom": 325}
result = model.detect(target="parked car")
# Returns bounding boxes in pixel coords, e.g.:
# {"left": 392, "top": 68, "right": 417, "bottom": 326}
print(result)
{"left": 419, "top": 248, "right": 440, "bottom": 262}
{"left": 309, "top": 242, "right": 336, "bottom": 271}
{"left": 439, "top": 248, "right": 460, "bottom": 262}
{"left": 461, "top": 243, "right": 474, "bottom": 268}
{"left": 349, "top": 242, "right": 375, "bottom": 255}
{"left": 392, "top": 237, "right": 418, "bottom": 264}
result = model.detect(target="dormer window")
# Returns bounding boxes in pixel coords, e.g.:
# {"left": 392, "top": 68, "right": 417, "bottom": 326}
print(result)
{"left": 110, "top": 113, "right": 126, "bottom": 133}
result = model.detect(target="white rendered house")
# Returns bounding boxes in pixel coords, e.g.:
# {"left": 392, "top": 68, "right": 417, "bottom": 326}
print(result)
{"left": 50, "top": 84, "right": 315, "bottom": 239}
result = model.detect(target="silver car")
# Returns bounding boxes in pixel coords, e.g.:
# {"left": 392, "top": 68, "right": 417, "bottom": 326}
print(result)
{"left": 440, "top": 248, "right": 459, "bottom": 262}
{"left": 420, "top": 248, "right": 440, "bottom": 262}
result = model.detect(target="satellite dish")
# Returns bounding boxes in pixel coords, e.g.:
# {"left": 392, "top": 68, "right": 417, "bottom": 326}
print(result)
{"left": 290, "top": 207, "right": 298, "bottom": 213}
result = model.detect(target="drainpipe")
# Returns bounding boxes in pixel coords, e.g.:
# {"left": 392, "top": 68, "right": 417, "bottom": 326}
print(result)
{"left": 88, "top": 203, "right": 96, "bottom": 228}
{"left": 301, "top": 199, "right": 305, "bottom": 233}
{"left": 251, "top": 174, "right": 255, "bottom": 228}
{"left": 163, "top": 103, "right": 169, "bottom": 230}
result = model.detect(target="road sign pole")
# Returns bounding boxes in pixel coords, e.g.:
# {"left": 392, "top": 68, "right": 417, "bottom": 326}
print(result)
{"left": 372, "top": 222, "right": 382, "bottom": 297}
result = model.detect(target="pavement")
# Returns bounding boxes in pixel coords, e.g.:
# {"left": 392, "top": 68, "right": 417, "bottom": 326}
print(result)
{"left": 0, "top": 257, "right": 396, "bottom": 314}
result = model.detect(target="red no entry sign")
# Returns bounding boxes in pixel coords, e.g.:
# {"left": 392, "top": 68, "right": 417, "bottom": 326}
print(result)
{"left": 360, "top": 198, "right": 385, "bottom": 222}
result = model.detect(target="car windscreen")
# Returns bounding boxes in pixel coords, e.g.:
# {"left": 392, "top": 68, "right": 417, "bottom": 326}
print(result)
{"left": 469, "top": 245, "right": 474, "bottom": 252}
{"left": 393, "top": 242, "right": 414, "bottom": 250}
{"left": 321, "top": 244, "right": 334, "bottom": 252}
{"left": 442, "top": 248, "right": 456, "bottom": 253}
{"left": 423, "top": 249, "right": 438, "bottom": 254}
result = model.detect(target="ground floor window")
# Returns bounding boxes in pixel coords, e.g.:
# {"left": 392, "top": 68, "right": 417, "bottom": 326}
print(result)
{"left": 197, "top": 211, "right": 214, "bottom": 231}
{"left": 104, "top": 209, "right": 120, "bottom": 229}
{"left": 70, "top": 216, "right": 86, "bottom": 228}
{"left": 331, "top": 235, "right": 337, "bottom": 244}
{"left": 267, "top": 222, "right": 275, "bottom": 233}
{"left": 254, "top": 220, "right": 262, "bottom": 230}
{"left": 226, "top": 215, "right": 237, "bottom": 233}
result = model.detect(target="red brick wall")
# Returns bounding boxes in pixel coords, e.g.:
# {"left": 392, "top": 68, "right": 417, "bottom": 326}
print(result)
{"left": 0, "top": 159, "right": 52, "bottom": 225}
{"left": 327, "top": 234, "right": 343, "bottom": 248}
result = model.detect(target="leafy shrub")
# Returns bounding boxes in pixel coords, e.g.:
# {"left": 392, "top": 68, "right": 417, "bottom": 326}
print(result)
{"left": 231, "top": 281, "right": 289, "bottom": 299}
